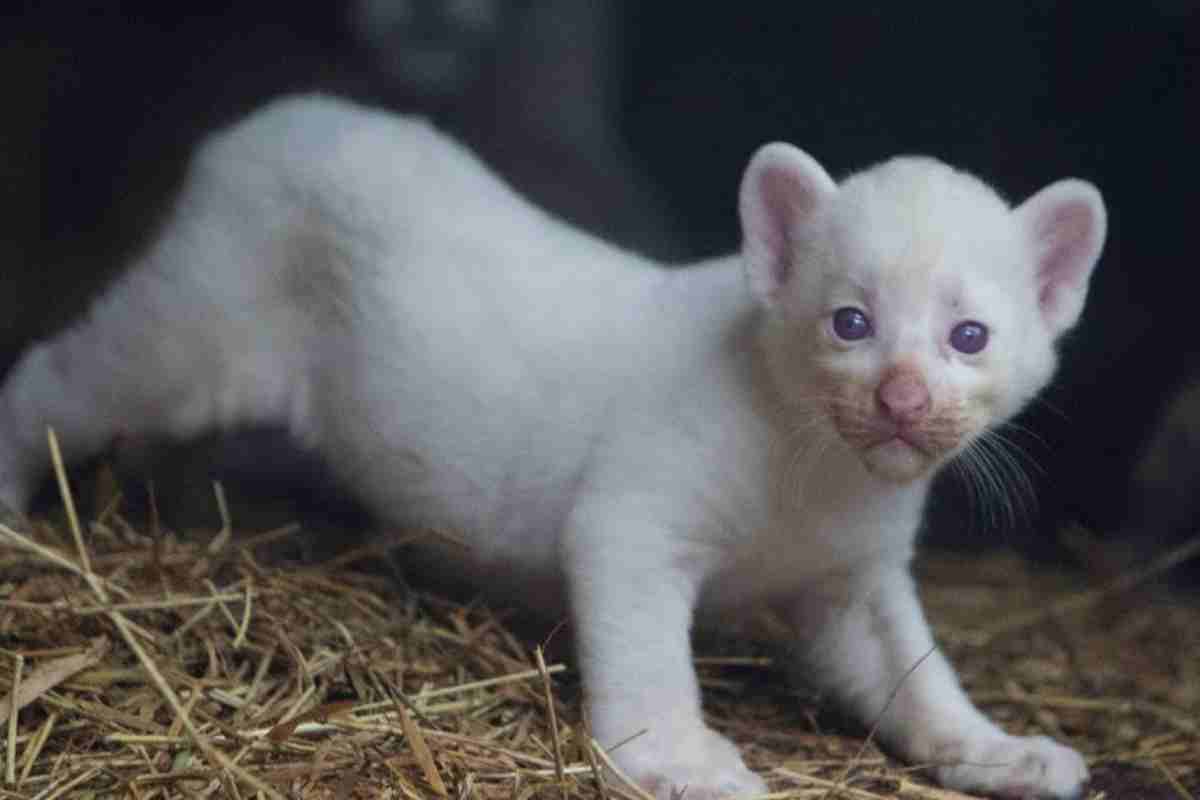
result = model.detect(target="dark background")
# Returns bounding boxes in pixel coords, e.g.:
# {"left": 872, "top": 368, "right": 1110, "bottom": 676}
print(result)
{"left": 1, "top": 1, "right": 1197, "bottom": 567}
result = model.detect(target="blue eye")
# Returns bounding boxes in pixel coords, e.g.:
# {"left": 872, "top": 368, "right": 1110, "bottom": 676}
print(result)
{"left": 832, "top": 307, "right": 872, "bottom": 341}
{"left": 950, "top": 320, "right": 988, "bottom": 354}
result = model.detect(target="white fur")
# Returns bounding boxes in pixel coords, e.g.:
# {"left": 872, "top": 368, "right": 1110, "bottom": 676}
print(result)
{"left": 0, "top": 95, "right": 1105, "bottom": 798}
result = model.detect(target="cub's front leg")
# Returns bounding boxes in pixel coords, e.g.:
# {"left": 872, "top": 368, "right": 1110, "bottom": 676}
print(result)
{"left": 564, "top": 501, "right": 768, "bottom": 800}
{"left": 788, "top": 562, "right": 1087, "bottom": 799}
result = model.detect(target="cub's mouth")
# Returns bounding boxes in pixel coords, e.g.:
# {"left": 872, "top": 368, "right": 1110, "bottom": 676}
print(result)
{"left": 824, "top": 367, "right": 974, "bottom": 482}
{"left": 830, "top": 401, "right": 968, "bottom": 483}
{"left": 840, "top": 420, "right": 947, "bottom": 482}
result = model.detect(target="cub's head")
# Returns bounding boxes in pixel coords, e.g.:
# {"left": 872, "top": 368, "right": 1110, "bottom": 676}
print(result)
{"left": 739, "top": 144, "right": 1105, "bottom": 483}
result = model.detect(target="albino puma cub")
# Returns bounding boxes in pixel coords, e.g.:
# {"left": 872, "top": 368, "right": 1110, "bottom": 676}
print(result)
{"left": 0, "top": 96, "right": 1104, "bottom": 798}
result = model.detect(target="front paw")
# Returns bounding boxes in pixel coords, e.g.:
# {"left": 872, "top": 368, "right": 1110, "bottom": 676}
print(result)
{"left": 610, "top": 725, "right": 767, "bottom": 800}
{"left": 933, "top": 733, "right": 1088, "bottom": 799}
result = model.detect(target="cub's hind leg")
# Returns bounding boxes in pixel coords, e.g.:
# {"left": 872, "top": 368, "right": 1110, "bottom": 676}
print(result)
{"left": 0, "top": 259, "right": 310, "bottom": 513}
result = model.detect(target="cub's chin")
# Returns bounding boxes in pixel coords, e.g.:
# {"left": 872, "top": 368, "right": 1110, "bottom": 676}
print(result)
{"left": 859, "top": 438, "right": 939, "bottom": 483}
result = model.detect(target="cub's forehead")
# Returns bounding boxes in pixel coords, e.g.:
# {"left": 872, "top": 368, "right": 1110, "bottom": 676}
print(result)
{"left": 827, "top": 157, "right": 1021, "bottom": 285}
{"left": 838, "top": 156, "right": 1011, "bottom": 219}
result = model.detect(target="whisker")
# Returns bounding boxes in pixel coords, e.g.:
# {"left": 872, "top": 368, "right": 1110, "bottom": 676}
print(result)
{"left": 970, "top": 430, "right": 1039, "bottom": 534}
{"left": 782, "top": 428, "right": 836, "bottom": 511}
{"left": 996, "top": 419, "right": 1049, "bottom": 452}
{"left": 1029, "top": 393, "right": 1071, "bottom": 422}
{"left": 960, "top": 438, "right": 1007, "bottom": 532}
{"left": 985, "top": 427, "right": 1046, "bottom": 478}
{"left": 948, "top": 452, "right": 988, "bottom": 533}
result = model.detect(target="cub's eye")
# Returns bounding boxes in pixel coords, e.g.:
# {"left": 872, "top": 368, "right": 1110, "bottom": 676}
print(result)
{"left": 950, "top": 320, "right": 988, "bottom": 354}
{"left": 832, "top": 307, "right": 873, "bottom": 341}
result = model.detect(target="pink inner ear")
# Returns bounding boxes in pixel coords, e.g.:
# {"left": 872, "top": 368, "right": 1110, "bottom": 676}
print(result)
{"left": 756, "top": 167, "right": 802, "bottom": 288}
{"left": 748, "top": 162, "right": 829, "bottom": 291}
{"left": 740, "top": 144, "right": 835, "bottom": 304}
{"left": 1036, "top": 198, "right": 1097, "bottom": 315}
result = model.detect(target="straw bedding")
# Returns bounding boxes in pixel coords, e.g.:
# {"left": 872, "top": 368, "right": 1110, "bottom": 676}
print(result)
{"left": 1, "top": 435, "right": 1196, "bottom": 799}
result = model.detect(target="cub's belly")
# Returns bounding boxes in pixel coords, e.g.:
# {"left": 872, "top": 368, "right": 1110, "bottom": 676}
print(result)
{"left": 699, "top": 517, "right": 914, "bottom": 614}
{"left": 328, "top": 434, "right": 573, "bottom": 583}
{"left": 388, "top": 520, "right": 569, "bottom": 617}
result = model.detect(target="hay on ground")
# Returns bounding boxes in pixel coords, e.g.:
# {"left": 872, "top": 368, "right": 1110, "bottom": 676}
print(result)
{"left": 0, "top": 441, "right": 1197, "bottom": 799}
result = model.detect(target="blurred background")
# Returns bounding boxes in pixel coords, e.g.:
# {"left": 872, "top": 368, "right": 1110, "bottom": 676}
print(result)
{"left": 1, "top": 1, "right": 1197, "bottom": 576}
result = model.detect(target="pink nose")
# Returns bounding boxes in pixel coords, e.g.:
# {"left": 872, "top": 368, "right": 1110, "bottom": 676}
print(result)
{"left": 876, "top": 369, "right": 931, "bottom": 424}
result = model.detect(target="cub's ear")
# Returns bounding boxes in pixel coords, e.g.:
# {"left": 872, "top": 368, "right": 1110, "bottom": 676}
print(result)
{"left": 738, "top": 143, "right": 836, "bottom": 306}
{"left": 1014, "top": 178, "right": 1107, "bottom": 336}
